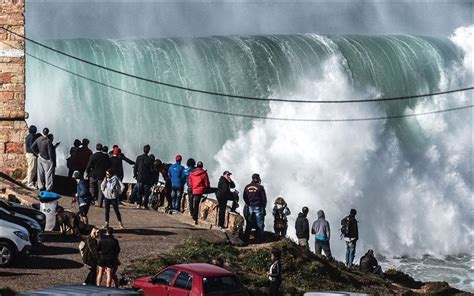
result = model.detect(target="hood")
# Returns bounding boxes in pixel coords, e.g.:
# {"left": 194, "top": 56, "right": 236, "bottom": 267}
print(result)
{"left": 317, "top": 210, "right": 325, "bottom": 219}
{"left": 28, "top": 125, "right": 37, "bottom": 134}
{"left": 191, "top": 168, "right": 207, "bottom": 176}
{"left": 298, "top": 212, "right": 307, "bottom": 218}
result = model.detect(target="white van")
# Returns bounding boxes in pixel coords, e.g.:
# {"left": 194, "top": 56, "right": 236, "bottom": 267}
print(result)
{"left": 0, "top": 219, "right": 32, "bottom": 267}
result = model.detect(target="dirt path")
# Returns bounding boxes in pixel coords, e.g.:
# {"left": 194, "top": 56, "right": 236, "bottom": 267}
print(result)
{"left": 0, "top": 197, "right": 226, "bottom": 293}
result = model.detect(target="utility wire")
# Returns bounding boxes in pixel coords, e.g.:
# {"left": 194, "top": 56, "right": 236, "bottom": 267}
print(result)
{"left": 25, "top": 52, "right": 474, "bottom": 122}
{"left": 2, "top": 26, "right": 473, "bottom": 104}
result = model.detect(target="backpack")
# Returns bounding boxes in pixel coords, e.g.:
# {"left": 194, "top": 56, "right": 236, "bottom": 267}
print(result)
{"left": 340, "top": 216, "right": 350, "bottom": 238}
{"left": 79, "top": 239, "right": 91, "bottom": 264}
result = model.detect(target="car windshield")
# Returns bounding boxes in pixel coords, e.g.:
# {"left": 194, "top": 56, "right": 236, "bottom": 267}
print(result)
{"left": 202, "top": 275, "right": 243, "bottom": 294}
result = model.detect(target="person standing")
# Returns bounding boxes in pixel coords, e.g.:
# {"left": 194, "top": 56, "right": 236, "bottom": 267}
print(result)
{"left": 342, "top": 208, "right": 359, "bottom": 268}
{"left": 101, "top": 169, "right": 125, "bottom": 229}
{"left": 311, "top": 210, "right": 332, "bottom": 259}
{"left": 73, "top": 170, "right": 91, "bottom": 226}
{"left": 272, "top": 197, "right": 291, "bottom": 238}
{"left": 81, "top": 227, "right": 99, "bottom": 285}
{"left": 243, "top": 174, "right": 267, "bottom": 243}
{"left": 267, "top": 249, "right": 282, "bottom": 296}
{"left": 295, "top": 207, "right": 310, "bottom": 249}
{"left": 22, "top": 125, "right": 37, "bottom": 189}
{"left": 97, "top": 227, "right": 121, "bottom": 288}
{"left": 133, "top": 144, "right": 153, "bottom": 209}
{"left": 86, "top": 143, "right": 112, "bottom": 207}
{"left": 67, "top": 139, "right": 82, "bottom": 178}
{"left": 76, "top": 139, "right": 93, "bottom": 176}
{"left": 31, "top": 128, "right": 55, "bottom": 191}
{"left": 183, "top": 158, "right": 196, "bottom": 214}
{"left": 188, "top": 161, "right": 210, "bottom": 225}
{"left": 168, "top": 155, "right": 185, "bottom": 212}
{"left": 216, "top": 171, "right": 236, "bottom": 229}
{"left": 110, "top": 147, "right": 125, "bottom": 181}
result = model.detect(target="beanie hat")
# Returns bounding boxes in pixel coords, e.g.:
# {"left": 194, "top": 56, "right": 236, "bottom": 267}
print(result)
{"left": 176, "top": 154, "right": 182, "bottom": 162}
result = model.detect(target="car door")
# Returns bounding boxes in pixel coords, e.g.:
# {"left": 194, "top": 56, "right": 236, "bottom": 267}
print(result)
{"left": 144, "top": 268, "right": 178, "bottom": 296}
{"left": 168, "top": 271, "right": 194, "bottom": 296}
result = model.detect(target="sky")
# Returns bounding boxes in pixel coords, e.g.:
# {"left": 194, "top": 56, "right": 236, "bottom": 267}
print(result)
{"left": 26, "top": 1, "right": 473, "bottom": 39}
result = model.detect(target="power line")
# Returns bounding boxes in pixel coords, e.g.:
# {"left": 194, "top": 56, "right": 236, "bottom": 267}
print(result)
{"left": 26, "top": 52, "right": 474, "bottom": 123}
{"left": 2, "top": 26, "right": 473, "bottom": 104}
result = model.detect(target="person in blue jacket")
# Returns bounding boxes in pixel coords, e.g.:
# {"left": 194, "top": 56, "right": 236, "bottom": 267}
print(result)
{"left": 168, "top": 155, "right": 185, "bottom": 212}
{"left": 183, "top": 158, "right": 196, "bottom": 215}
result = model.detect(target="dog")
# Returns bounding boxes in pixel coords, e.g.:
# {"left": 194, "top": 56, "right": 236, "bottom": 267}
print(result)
{"left": 56, "top": 205, "right": 80, "bottom": 236}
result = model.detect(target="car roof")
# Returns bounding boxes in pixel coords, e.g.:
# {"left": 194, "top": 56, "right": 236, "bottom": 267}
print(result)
{"left": 17, "top": 285, "right": 141, "bottom": 295}
{"left": 171, "top": 263, "right": 234, "bottom": 277}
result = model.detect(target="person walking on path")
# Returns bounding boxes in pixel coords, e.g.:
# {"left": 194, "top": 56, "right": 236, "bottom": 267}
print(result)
{"left": 216, "top": 171, "right": 236, "bottom": 229}
{"left": 341, "top": 208, "right": 359, "bottom": 268}
{"left": 243, "top": 174, "right": 267, "bottom": 243}
{"left": 101, "top": 169, "right": 125, "bottom": 229}
{"left": 133, "top": 144, "right": 154, "bottom": 209}
{"left": 168, "top": 155, "right": 185, "bottom": 212}
{"left": 272, "top": 197, "right": 291, "bottom": 239}
{"left": 267, "top": 249, "right": 282, "bottom": 296}
{"left": 22, "top": 125, "right": 37, "bottom": 189}
{"left": 31, "top": 128, "right": 55, "bottom": 191}
{"left": 311, "top": 210, "right": 332, "bottom": 259}
{"left": 76, "top": 139, "right": 93, "bottom": 176}
{"left": 73, "top": 170, "right": 91, "bottom": 226}
{"left": 183, "top": 158, "right": 196, "bottom": 215}
{"left": 295, "top": 206, "right": 310, "bottom": 249}
{"left": 86, "top": 143, "right": 112, "bottom": 207}
{"left": 67, "top": 139, "right": 81, "bottom": 178}
{"left": 360, "top": 249, "right": 383, "bottom": 276}
{"left": 97, "top": 227, "right": 121, "bottom": 288}
{"left": 188, "top": 161, "right": 210, "bottom": 225}
{"left": 81, "top": 227, "right": 99, "bottom": 285}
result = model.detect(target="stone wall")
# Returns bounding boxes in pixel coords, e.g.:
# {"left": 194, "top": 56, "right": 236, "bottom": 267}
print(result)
{"left": 0, "top": 0, "right": 26, "bottom": 179}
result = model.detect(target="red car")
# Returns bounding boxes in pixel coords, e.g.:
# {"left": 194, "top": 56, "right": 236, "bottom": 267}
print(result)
{"left": 133, "top": 263, "right": 249, "bottom": 296}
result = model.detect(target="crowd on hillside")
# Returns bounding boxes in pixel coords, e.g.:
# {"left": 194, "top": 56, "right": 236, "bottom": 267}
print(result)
{"left": 23, "top": 125, "right": 384, "bottom": 293}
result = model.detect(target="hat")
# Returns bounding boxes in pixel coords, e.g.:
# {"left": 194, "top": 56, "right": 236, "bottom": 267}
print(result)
{"left": 252, "top": 173, "right": 260, "bottom": 181}
{"left": 223, "top": 171, "right": 232, "bottom": 176}
{"left": 175, "top": 154, "right": 182, "bottom": 162}
{"left": 72, "top": 171, "right": 82, "bottom": 179}
{"left": 113, "top": 147, "right": 121, "bottom": 156}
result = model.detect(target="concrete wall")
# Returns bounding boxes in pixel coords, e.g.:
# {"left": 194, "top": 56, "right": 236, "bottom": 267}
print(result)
{"left": 0, "top": 0, "right": 26, "bottom": 179}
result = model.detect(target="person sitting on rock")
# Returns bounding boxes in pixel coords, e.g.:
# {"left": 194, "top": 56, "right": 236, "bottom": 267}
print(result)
{"left": 360, "top": 249, "right": 383, "bottom": 276}
{"left": 272, "top": 197, "right": 290, "bottom": 239}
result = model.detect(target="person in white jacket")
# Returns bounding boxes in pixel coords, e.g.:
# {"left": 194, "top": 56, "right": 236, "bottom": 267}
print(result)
{"left": 101, "top": 168, "right": 125, "bottom": 229}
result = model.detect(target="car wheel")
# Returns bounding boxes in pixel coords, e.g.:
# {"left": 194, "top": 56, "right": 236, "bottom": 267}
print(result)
{"left": 0, "top": 242, "right": 16, "bottom": 267}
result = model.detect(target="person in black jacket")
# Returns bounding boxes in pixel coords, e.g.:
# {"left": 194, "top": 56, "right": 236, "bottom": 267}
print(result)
{"left": 86, "top": 143, "right": 112, "bottom": 207}
{"left": 216, "top": 171, "right": 236, "bottom": 228}
{"left": 133, "top": 144, "right": 153, "bottom": 209}
{"left": 97, "top": 227, "right": 121, "bottom": 287}
{"left": 342, "top": 208, "right": 359, "bottom": 268}
{"left": 295, "top": 206, "right": 310, "bottom": 249}
{"left": 22, "top": 125, "right": 37, "bottom": 188}
{"left": 359, "top": 249, "right": 383, "bottom": 276}
{"left": 267, "top": 248, "right": 282, "bottom": 296}
{"left": 243, "top": 173, "right": 267, "bottom": 243}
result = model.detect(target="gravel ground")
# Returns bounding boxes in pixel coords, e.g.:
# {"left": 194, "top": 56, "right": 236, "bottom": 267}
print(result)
{"left": 0, "top": 197, "right": 226, "bottom": 293}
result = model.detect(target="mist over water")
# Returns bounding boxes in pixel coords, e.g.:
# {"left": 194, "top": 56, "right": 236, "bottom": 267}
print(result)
{"left": 26, "top": 27, "right": 473, "bottom": 291}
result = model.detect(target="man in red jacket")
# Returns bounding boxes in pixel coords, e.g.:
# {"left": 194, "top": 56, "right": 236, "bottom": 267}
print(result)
{"left": 188, "top": 161, "right": 210, "bottom": 225}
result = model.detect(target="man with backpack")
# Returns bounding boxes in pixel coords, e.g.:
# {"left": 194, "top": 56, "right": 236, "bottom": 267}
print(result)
{"left": 341, "top": 208, "right": 359, "bottom": 268}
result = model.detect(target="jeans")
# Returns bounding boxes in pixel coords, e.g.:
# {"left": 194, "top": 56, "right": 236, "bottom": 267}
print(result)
{"left": 315, "top": 239, "right": 332, "bottom": 259}
{"left": 249, "top": 206, "right": 265, "bottom": 240}
{"left": 104, "top": 198, "right": 122, "bottom": 223}
{"left": 345, "top": 240, "right": 357, "bottom": 267}
{"left": 171, "top": 188, "right": 183, "bottom": 211}
{"left": 191, "top": 195, "right": 202, "bottom": 221}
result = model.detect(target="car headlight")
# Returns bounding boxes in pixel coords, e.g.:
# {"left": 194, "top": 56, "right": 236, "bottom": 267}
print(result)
{"left": 14, "top": 231, "right": 29, "bottom": 241}
{"left": 27, "top": 220, "right": 41, "bottom": 230}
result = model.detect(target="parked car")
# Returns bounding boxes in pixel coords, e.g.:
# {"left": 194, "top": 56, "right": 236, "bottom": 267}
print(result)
{"left": 0, "top": 199, "right": 46, "bottom": 230}
{"left": 0, "top": 219, "right": 32, "bottom": 267}
{"left": 133, "top": 263, "right": 248, "bottom": 296}
{"left": 0, "top": 205, "right": 43, "bottom": 247}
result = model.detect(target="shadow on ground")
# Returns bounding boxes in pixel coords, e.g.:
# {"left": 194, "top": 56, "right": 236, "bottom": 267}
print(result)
{"left": 16, "top": 256, "right": 83, "bottom": 270}
{"left": 115, "top": 228, "right": 175, "bottom": 236}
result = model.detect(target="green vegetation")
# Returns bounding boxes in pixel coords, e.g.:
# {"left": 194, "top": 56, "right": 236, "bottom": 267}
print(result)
{"left": 123, "top": 238, "right": 467, "bottom": 296}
